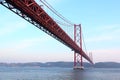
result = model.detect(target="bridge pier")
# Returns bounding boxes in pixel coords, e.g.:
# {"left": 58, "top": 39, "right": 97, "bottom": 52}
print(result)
{"left": 74, "top": 53, "right": 84, "bottom": 70}
{"left": 74, "top": 66, "right": 84, "bottom": 70}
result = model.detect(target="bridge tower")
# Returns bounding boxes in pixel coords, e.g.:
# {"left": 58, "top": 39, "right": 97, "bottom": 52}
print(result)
{"left": 74, "top": 24, "right": 84, "bottom": 69}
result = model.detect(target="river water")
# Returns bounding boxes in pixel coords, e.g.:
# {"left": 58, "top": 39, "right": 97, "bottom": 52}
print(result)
{"left": 0, "top": 67, "right": 120, "bottom": 80}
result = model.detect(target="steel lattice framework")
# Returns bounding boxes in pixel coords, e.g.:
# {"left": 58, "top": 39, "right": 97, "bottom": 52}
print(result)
{"left": 74, "top": 24, "right": 83, "bottom": 69}
{"left": 0, "top": 0, "right": 93, "bottom": 64}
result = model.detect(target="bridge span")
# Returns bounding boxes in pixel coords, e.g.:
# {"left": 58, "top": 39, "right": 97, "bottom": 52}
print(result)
{"left": 0, "top": 0, "right": 93, "bottom": 66}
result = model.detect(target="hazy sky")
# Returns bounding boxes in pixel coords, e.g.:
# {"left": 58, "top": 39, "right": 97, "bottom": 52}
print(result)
{"left": 0, "top": 0, "right": 120, "bottom": 63}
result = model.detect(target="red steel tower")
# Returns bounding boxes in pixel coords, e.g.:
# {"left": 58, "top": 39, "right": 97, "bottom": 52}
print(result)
{"left": 74, "top": 24, "right": 84, "bottom": 69}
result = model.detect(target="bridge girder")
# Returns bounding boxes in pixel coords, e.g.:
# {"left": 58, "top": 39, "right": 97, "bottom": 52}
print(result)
{"left": 0, "top": 0, "right": 93, "bottom": 64}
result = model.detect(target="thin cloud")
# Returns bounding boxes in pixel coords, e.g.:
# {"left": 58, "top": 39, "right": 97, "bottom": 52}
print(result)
{"left": 0, "top": 21, "right": 27, "bottom": 36}
{"left": 1, "top": 36, "right": 50, "bottom": 52}
{"left": 96, "top": 24, "right": 120, "bottom": 31}
{"left": 92, "top": 48, "right": 120, "bottom": 62}
{"left": 87, "top": 34, "right": 113, "bottom": 43}
{"left": 86, "top": 24, "right": 120, "bottom": 43}
{"left": 0, "top": 36, "right": 52, "bottom": 62}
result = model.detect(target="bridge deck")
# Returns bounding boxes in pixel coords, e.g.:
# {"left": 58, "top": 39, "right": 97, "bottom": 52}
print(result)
{"left": 1, "top": 0, "right": 92, "bottom": 63}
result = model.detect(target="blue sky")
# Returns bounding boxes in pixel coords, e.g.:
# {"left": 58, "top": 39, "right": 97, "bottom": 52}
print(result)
{"left": 0, "top": 0, "right": 120, "bottom": 63}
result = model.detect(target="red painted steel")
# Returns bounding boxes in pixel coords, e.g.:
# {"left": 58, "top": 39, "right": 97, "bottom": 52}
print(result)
{"left": 80, "top": 25, "right": 83, "bottom": 67}
{"left": 74, "top": 24, "right": 76, "bottom": 67}
{"left": 74, "top": 24, "right": 83, "bottom": 68}
{"left": 0, "top": 0, "right": 93, "bottom": 64}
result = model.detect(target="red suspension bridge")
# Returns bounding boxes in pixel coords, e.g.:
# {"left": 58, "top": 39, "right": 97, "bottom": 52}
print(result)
{"left": 0, "top": 0, "right": 93, "bottom": 69}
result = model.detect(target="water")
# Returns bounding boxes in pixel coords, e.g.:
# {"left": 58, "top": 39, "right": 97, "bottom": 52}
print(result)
{"left": 0, "top": 67, "right": 120, "bottom": 80}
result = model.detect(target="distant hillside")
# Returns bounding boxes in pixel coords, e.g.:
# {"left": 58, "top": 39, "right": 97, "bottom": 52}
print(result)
{"left": 94, "top": 62, "right": 120, "bottom": 68}
{"left": 0, "top": 62, "right": 120, "bottom": 68}
{"left": 0, "top": 62, "right": 92, "bottom": 68}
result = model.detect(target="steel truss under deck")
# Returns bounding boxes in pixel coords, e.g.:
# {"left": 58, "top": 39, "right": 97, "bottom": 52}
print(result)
{"left": 0, "top": 0, "right": 93, "bottom": 64}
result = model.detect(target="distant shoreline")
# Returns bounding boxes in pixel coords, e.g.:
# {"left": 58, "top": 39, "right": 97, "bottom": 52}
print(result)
{"left": 0, "top": 62, "right": 120, "bottom": 68}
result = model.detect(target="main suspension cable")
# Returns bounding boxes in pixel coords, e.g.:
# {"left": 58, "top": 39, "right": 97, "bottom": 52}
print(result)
{"left": 40, "top": 0, "right": 74, "bottom": 26}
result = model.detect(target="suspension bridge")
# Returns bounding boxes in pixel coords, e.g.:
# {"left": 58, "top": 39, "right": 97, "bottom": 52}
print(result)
{"left": 0, "top": 0, "right": 93, "bottom": 69}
